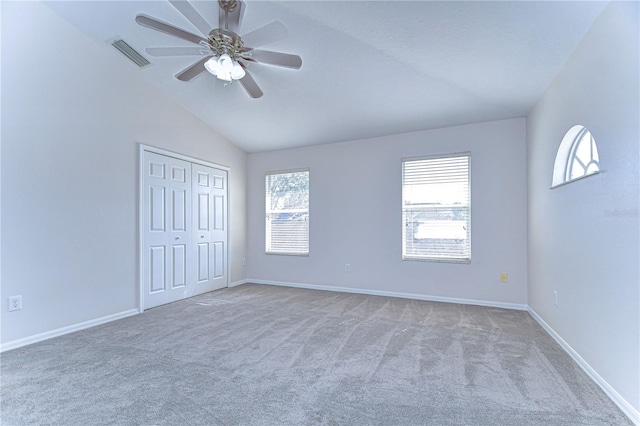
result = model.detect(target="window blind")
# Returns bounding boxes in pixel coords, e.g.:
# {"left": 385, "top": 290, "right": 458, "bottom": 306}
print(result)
{"left": 265, "top": 170, "right": 309, "bottom": 255}
{"left": 402, "top": 153, "right": 471, "bottom": 262}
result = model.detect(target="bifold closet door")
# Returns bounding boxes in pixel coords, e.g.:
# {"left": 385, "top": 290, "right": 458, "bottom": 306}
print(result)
{"left": 142, "top": 150, "right": 228, "bottom": 310}
{"left": 143, "top": 151, "right": 193, "bottom": 310}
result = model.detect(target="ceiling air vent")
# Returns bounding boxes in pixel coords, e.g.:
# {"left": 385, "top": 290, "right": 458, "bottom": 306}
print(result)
{"left": 111, "top": 39, "right": 150, "bottom": 68}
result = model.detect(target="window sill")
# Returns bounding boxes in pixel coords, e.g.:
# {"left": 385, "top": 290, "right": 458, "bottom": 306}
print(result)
{"left": 403, "top": 256, "right": 471, "bottom": 264}
{"left": 550, "top": 170, "right": 600, "bottom": 189}
{"left": 266, "top": 252, "right": 309, "bottom": 257}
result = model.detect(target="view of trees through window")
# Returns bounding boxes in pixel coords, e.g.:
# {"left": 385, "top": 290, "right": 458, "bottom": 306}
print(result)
{"left": 265, "top": 170, "right": 309, "bottom": 255}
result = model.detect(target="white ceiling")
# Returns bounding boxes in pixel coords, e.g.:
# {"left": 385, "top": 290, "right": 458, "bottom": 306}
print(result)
{"left": 46, "top": 1, "right": 607, "bottom": 153}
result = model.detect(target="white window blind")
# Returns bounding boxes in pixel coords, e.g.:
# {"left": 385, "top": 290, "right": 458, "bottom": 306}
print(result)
{"left": 265, "top": 170, "right": 309, "bottom": 255}
{"left": 402, "top": 153, "right": 471, "bottom": 262}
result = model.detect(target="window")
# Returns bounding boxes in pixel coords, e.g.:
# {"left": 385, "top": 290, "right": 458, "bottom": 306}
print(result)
{"left": 552, "top": 125, "right": 600, "bottom": 188}
{"left": 402, "top": 153, "right": 471, "bottom": 263}
{"left": 265, "top": 169, "right": 309, "bottom": 255}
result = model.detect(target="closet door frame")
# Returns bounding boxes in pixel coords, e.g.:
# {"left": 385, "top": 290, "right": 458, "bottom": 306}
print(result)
{"left": 138, "top": 144, "right": 230, "bottom": 312}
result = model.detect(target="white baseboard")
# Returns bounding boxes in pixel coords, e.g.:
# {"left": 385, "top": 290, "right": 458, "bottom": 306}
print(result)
{"left": 528, "top": 307, "right": 639, "bottom": 425}
{"left": 245, "top": 279, "right": 528, "bottom": 311}
{"left": 229, "top": 279, "right": 249, "bottom": 288}
{"left": 0, "top": 308, "right": 140, "bottom": 353}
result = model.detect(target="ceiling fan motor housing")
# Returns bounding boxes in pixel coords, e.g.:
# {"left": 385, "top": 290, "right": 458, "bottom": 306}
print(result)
{"left": 206, "top": 28, "right": 245, "bottom": 61}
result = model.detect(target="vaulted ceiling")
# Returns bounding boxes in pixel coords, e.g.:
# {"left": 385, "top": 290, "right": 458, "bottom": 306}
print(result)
{"left": 46, "top": 1, "right": 607, "bottom": 153}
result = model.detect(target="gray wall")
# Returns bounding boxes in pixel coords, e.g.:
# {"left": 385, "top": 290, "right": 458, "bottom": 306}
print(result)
{"left": 1, "top": 2, "right": 247, "bottom": 344}
{"left": 247, "top": 118, "right": 528, "bottom": 307}
{"left": 527, "top": 1, "right": 639, "bottom": 414}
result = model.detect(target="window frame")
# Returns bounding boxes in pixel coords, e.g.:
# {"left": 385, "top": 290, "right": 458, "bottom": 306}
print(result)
{"left": 551, "top": 125, "right": 600, "bottom": 189}
{"left": 401, "top": 152, "right": 471, "bottom": 264}
{"left": 566, "top": 127, "right": 600, "bottom": 181}
{"left": 265, "top": 168, "right": 310, "bottom": 256}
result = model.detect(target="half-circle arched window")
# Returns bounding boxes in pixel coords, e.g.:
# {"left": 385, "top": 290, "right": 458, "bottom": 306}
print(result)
{"left": 552, "top": 125, "right": 600, "bottom": 188}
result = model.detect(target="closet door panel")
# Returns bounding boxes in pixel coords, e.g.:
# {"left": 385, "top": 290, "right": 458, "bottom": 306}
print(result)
{"left": 192, "top": 163, "right": 227, "bottom": 293}
{"left": 143, "top": 151, "right": 192, "bottom": 309}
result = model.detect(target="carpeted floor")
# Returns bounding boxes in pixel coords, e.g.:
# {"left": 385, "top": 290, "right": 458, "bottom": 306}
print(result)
{"left": 0, "top": 284, "right": 631, "bottom": 425}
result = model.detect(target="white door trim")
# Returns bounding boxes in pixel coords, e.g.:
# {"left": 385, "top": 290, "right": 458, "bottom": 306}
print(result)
{"left": 138, "top": 144, "right": 230, "bottom": 312}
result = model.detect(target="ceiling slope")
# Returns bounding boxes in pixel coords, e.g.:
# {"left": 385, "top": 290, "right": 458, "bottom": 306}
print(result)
{"left": 45, "top": 0, "right": 607, "bottom": 152}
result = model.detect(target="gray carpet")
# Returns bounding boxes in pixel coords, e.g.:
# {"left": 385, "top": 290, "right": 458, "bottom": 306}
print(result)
{"left": 0, "top": 284, "right": 631, "bottom": 425}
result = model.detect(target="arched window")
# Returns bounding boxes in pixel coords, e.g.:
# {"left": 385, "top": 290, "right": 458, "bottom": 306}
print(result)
{"left": 552, "top": 125, "right": 600, "bottom": 188}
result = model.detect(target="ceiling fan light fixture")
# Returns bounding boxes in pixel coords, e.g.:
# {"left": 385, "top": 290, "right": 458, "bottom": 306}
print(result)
{"left": 204, "top": 56, "right": 219, "bottom": 75}
{"left": 206, "top": 54, "right": 244, "bottom": 81}
{"left": 218, "top": 53, "right": 233, "bottom": 73}
{"left": 231, "top": 62, "right": 245, "bottom": 79}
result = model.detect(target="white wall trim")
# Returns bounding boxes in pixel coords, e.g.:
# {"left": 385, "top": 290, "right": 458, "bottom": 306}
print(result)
{"left": 245, "top": 279, "right": 528, "bottom": 311}
{"left": 0, "top": 308, "right": 139, "bottom": 353}
{"left": 229, "top": 279, "right": 250, "bottom": 288}
{"left": 528, "top": 307, "right": 639, "bottom": 425}
{"left": 138, "top": 144, "right": 230, "bottom": 171}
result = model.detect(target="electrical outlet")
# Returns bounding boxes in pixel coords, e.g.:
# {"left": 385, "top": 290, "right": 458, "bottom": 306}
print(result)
{"left": 554, "top": 290, "right": 558, "bottom": 306}
{"left": 9, "top": 295, "right": 22, "bottom": 312}
{"left": 500, "top": 273, "right": 508, "bottom": 283}
{"left": 242, "top": 258, "right": 246, "bottom": 266}
{"left": 345, "top": 263, "right": 351, "bottom": 272}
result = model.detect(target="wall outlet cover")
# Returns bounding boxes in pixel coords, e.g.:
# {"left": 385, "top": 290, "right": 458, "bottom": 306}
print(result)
{"left": 9, "top": 295, "right": 22, "bottom": 311}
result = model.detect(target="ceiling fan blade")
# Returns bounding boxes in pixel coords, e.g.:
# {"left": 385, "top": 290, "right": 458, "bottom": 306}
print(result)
{"left": 247, "top": 50, "right": 302, "bottom": 69}
{"left": 238, "top": 67, "right": 263, "bottom": 98}
{"left": 176, "top": 56, "right": 213, "bottom": 81}
{"left": 146, "top": 47, "right": 210, "bottom": 57}
{"left": 136, "top": 14, "right": 205, "bottom": 45}
{"left": 241, "top": 21, "right": 288, "bottom": 49}
{"left": 169, "top": 1, "right": 213, "bottom": 37}
{"left": 219, "top": 0, "right": 245, "bottom": 34}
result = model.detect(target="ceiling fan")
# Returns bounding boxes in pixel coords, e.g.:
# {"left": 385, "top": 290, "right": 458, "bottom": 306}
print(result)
{"left": 136, "top": 0, "right": 302, "bottom": 98}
